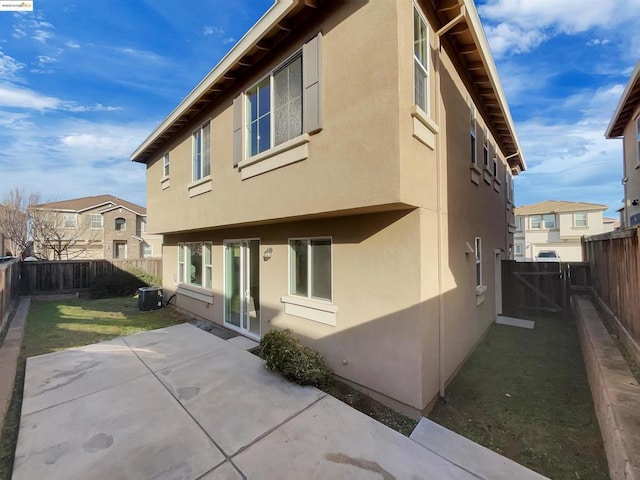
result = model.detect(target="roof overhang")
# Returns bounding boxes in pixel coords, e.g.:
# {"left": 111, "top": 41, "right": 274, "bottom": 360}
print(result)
{"left": 434, "top": 0, "right": 526, "bottom": 173}
{"left": 606, "top": 61, "right": 640, "bottom": 138}
{"left": 131, "top": 0, "right": 321, "bottom": 164}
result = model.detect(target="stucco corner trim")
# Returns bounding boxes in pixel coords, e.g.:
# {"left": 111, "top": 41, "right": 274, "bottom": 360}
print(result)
{"left": 476, "top": 285, "right": 487, "bottom": 306}
{"left": 188, "top": 176, "right": 212, "bottom": 197}
{"left": 161, "top": 177, "right": 170, "bottom": 190}
{"left": 281, "top": 295, "right": 337, "bottom": 326}
{"left": 177, "top": 284, "right": 214, "bottom": 304}
{"left": 411, "top": 106, "right": 438, "bottom": 150}
{"left": 239, "top": 134, "right": 310, "bottom": 180}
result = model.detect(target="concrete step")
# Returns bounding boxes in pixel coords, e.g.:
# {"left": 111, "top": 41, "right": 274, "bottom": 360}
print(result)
{"left": 410, "top": 418, "right": 549, "bottom": 480}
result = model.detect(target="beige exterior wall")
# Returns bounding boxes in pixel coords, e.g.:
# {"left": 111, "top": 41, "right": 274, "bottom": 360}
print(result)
{"left": 623, "top": 107, "right": 640, "bottom": 225}
{"left": 142, "top": 1, "right": 518, "bottom": 412}
{"left": 102, "top": 209, "right": 142, "bottom": 259}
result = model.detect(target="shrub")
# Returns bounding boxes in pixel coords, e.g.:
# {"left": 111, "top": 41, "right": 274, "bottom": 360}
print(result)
{"left": 258, "top": 329, "right": 332, "bottom": 387}
{"left": 89, "top": 268, "right": 160, "bottom": 299}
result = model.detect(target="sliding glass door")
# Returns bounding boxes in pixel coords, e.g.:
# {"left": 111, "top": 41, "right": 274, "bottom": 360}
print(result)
{"left": 224, "top": 240, "right": 260, "bottom": 338}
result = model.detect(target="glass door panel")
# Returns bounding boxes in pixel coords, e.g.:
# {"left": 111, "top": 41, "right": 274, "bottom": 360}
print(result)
{"left": 225, "top": 240, "right": 260, "bottom": 338}
{"left": 225, "top": 243, "right": 241, "bottom": 329}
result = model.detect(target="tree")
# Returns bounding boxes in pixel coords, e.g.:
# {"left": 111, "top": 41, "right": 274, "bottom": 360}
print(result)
{"left": 0, "top": 188, "right": 39, "bottom": 257}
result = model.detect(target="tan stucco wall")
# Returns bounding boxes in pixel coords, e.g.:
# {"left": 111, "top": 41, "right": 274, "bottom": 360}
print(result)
{"left": 623, "top": 108, "right": 640, "bottom": 224}
{"left": 102, "top": 209, "right": 142, "bottom": 259}
{"left": 145, "top": 1, "right": 516, "bottom": 412}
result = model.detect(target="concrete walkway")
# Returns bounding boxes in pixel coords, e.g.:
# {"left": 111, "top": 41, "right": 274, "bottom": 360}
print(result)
{"left": 13, "top": 323, "right": 545, "bottom": 479}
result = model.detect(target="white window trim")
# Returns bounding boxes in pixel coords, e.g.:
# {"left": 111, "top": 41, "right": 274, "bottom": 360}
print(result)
{"left": 177, "top": 242, "right": 213, "bottom": 291}
{"left": 115, "top": 217, "right": 126, "bottom": 231}
{"left": 636, "top": 115, "right": 640, "bottom": 166}
{"left": 543, "top": 214, "right": 556, "bottom": 229}
{"left": 142, "top": 243, "right": 153, "bottom": 257}
{"left": 514, "top": 244, "right": 523, "bottom": 255}
{"left": 245, "top": 50, "right": 303, "bottom": 161}
{"left": 238, "top": 133, "right": 309, "bottom": 180}
{"left": 573, "top": 212, "right": 588, "bottom": 228}
{"left": 162, "top": 152, "right": 170, "bottom": 178}
{"left": 413, "top": 3, "right": 430, "bottom": 117}
{"left": 89, "top": 214, "right": 103, "bottom": 229}
{"left": 177, "top": 283, "right": 214, "bottom": 304}
{"left": 63, "top": 213, "right": 78, "bottom": 228}
{"left": 470, "top": 104, "right": 477, "bottom": 165}
{"left": 475, "top": 236, "right": 483, "bottom": 290}
{"left": 482, "top": 126, "right": 489, "bottom": 169}
{"left": 192, "top": 120, "right": 211, "bottom": 183}
{"left": 288, "top": 236, "right": 333, "bottom": 302}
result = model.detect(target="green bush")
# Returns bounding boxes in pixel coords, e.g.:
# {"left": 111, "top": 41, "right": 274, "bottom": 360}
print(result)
{"left": 89, "top": 268, "right": 160, "bottom": 299}
{"left": 258, "top": 329, "right": 332, "bottom": 387}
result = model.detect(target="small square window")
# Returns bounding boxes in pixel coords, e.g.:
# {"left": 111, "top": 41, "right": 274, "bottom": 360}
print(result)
{"left": 574, "top": 212, "right": 587, "bottom": 227}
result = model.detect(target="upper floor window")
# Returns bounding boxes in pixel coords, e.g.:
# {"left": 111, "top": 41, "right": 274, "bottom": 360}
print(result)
{"left": 90, "top": 214, "right": 102, "bottom": 229}
{"left": 515, "top": 216, "right": 522, "bottom": 231}
{"left": 470, "top": 105, "right": 477, "bottom": 165}
{"left": 514, "top": 244, "right": 523, "bottom": 255}
{"left": 289, "top": 237, "right": 332, "bottom": 302}
{"left": 531, "top": 214, "right": 555, "bottom": 229}
{"left": 163, "top": 153, "right": 170, "bottom": 177}
{"left": 63, "top": 213, "right": 77, "bottom": 228}
{"left": 246, "top": 53, "right": 302, "bottom": 157}
{"left": 492, "top": 149, "right": 498, "bottom": 176}
{"left": 192, "top": 121, "right": 211, "bottom": 182}
{"left": 483, "top": 127, "right": 489, "bottom": 168}
{"left": 115, "top": 217, "right": 126, "bottom": 231}
{"left": 413, "top": 6, "right": 429, "bottom": 114}
{"left": 178, "top": 241, "right": 212, "bottom": 289}
{"left": 574, "top": 212, "right": 588, "bottom": 227}
{"left": 142, "top": 243, "right": 153, "bottom": 257}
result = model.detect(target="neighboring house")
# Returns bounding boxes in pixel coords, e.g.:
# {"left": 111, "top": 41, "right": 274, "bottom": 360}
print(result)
{"left": 31, "top": 195, "right": 162, "bottom": 260}
{"left": 514, "top": 201, "right": 614, "bottom": 262}
{"left": 606, "top": 60, "right": 640, "bottom": 227}
{"left": 131, "top": 0, "right": 526, "bottom": 414}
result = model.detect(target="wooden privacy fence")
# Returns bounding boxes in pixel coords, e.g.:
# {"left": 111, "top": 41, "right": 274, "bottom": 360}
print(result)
{"left": 584, "top": 227, "right": 640, "bottom": 347}
{"left": 501, "top": 261, "right": 591, "bottom": 319}
{"left": 0, "top": 259, "right": 20, "bottom": 328}
{"left": 19, "top": 259, "right": 162, "bottom": 295}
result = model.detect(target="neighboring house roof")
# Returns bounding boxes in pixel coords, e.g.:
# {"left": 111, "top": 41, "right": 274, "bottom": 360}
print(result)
{"left": 130, "top": 0, "right": 526, "bottom": 173}
{"left": 515, "top": 200, "right": 608, "bottom": 216}
{"left": 606, "top": 60, "right": 640, "bottom": 138}
{"left": 33, "top": 195, "right": 146, "bottom": 216}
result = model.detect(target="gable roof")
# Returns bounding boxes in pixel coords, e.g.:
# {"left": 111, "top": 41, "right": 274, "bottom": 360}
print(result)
{"left": 606, "top": 61, "right": 640, "bottom": 138}
{"left": 130, "top": 0, "right": 525, "bottom": 173}
{"left": 515, "top": 200, "right": 608, "bottom": 216}
{"left": 33, "top": 195, "right": 146, "bottom": 216}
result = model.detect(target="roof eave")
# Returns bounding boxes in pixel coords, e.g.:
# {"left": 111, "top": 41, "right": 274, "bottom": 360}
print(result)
{"left": 605, "top": 61, "right": 640, "bottom": 139}
{"left": 130, "top": 0, "right": 303, "bottom": 164}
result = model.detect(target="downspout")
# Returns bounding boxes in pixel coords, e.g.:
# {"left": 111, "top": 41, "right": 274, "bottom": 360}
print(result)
{"left": 435, "top": 4, "right": 466, "bottom": 398}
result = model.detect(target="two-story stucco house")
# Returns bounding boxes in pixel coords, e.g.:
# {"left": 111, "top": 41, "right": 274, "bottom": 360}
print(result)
{"left": 514, "top": 200, "right": 614, "bottom": 262}
{"left": 607, "top": 60, "right": 640, "bottom": 227}
{"left": 31, "top": 195, "right": 162, "bottom": 260}
{"left": 131, "top": 0, "right": 525, "bottom": 414}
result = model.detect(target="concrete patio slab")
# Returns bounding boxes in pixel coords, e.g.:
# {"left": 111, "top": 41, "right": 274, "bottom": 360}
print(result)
{"left": 22, "top": 338, "right": 149, "bottom": 415}
{"left": 410, "top": 418, "right": 548, "bottom": 480}
{"left": 156, "top": 343, "right": 325, "bottom": 456}
{"left": 13, "top": 374, "right": 224, "bottom": 480}
{"left": 201, "top": 461, "right": 243, "bottom": 479}
{"left": 123, "top": 322, "right": 229, "bottom": 371}
{"left": 226, "top": 335, "right": 259, "bottom": 351}
{"left": 496, "top": 315, "right": 535, "bottom": 329}
{"left": 233, "top": 395, "right": 478, "bottom": 479}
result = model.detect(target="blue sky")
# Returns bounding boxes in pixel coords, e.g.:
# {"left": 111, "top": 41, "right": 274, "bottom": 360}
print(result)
{"left": 0, "top": 1, "right": 638, "bottom": 217}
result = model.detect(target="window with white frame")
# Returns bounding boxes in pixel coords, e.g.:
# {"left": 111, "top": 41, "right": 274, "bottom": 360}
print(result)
{"left": 574, "top": 212, "right": 588, "bottom": 227}
{"left": 90, "top": 214, "right": 102, "bottom": 229}
{"left": 515, "top": 216, "right": 522, "bottom": 231}
{"left": 178, "top": 242, "right": 212, "bottom": 289}
{"left": 163, "top": 153, "right": 170, "bottom": 177}
{"left": 514, "top": 244, "right": 523, "bottom": 255}
{"left": 413, "top": 5, "right": 429, "bottom": 114}
{"left": 115, "top": 217, "right": 126, "bottom": 231}
{"left": 246, "top": 53, "right": 302, "bottom": 157}
{"left": 483, "top": 127, "right": 489, "bottom": 168}
{"left": 289, "top": 238, "right": 332, "bottom": 301}
{"left": 492, "top": 148, "right": 498, "bottom": 176}
{"left": 543, "top": 214, "right": 556, "bottom": 229}
{"left": 470, "top": 105, "right": 477, "bottom": 165}
{"left": 142, "top": 243, "right": 153, "bottom": 257}
{"left": 475, "top": 237, "right": 482, "bottom": 288}
{"left": 192, "top": 121, "right": 211, "bottom": 182}
{"left": 530, "top": 215, "right": 541, "bottom": 229}
{"left": 140, "top": 217, "right": 146, "bottom": 233}
{"left": 63, "top": 213, "right": 77, "bottom": 228}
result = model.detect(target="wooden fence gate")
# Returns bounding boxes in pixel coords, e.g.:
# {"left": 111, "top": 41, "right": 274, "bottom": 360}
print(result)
{"left": 501, "top": 261, "right": 590, "bottom": 320}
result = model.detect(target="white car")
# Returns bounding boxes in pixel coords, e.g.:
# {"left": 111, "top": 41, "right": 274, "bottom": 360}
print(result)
{"left": 535, "top": 250, "right": 561, "bottom": 262}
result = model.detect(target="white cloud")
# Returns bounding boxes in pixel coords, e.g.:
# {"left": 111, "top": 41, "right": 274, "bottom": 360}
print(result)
{"left": 203, "top": 25, "right": 224, "bottom": 37}
{"left": 65, "top": 41, "right": 80, "bottom": 49}
{"left": 586, "top": 38, "right": 611, "bottom": 47}
{"left": 0, "top": 84, "right": 120, "bottom": 112}
{"left": 0, "top": 49, "right": 24, "bottom": 81}
{"left": 484, "top": 23, "right": 547, "bottom": 58}
{"left": 33, "top": 29, "right": 53, "bottom": 43}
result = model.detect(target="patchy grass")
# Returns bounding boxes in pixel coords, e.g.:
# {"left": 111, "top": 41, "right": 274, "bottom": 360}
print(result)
{"left": 0, "top": 297, "right": 185, "bottom": 479}
{"left": 429, "top": 313, "right": 609, "bottom": 480}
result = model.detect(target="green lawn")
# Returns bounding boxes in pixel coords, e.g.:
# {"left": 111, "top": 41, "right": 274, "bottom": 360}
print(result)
{"left": 429, "top": 313, "right": 609, "bottom": 480}
{"left": 0, "top": 296, "right": 185, "bottom": 480}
